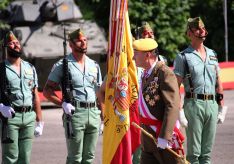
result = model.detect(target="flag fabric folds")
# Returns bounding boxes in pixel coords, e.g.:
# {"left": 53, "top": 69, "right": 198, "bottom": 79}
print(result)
{"left": 102, "top": 0, "right": 141, "bottom": 163}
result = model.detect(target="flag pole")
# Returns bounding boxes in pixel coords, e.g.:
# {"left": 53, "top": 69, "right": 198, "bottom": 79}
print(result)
{"left": 132, "top": 122, "right": 190, "bottom": 164}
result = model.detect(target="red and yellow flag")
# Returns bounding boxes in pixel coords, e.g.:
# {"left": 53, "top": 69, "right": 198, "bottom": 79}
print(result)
{"left": 102, "top": 0, "right": 140, "bottom": 163}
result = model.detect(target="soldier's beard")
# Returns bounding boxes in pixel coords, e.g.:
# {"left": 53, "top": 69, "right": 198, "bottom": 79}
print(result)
{"left": 7, "top": 47, "right": 22, "bottom": 58}
{"left": 74, "top": 46, "right": 87, "bottom": 53}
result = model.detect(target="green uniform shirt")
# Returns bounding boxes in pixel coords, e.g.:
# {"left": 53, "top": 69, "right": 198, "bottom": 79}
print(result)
{"left": 5, "top": 59, "right": 38, "bottom": 107}
{"left": 48, "top": 53, "right": 102, "bottom": 102}
{"left": 174, "top": 45, "right": 220, "bottom": 95}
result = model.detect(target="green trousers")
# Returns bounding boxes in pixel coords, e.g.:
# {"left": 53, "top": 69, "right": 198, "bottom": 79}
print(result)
{"left": 63, "top": 107, "right": 101, "bottom": 164}
{"left": 1, "top": 111, "right": 36, "bottom": 164}
{"left": 184, "top": 99, "right": 218, "bottom": 164}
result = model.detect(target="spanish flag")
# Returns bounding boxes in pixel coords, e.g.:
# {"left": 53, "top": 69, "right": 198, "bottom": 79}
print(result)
{"left": 219, "top": 62, "right": 234, "bottom": 90}
{"left": 102, "top": 0, "right": 140, "bottom": 163}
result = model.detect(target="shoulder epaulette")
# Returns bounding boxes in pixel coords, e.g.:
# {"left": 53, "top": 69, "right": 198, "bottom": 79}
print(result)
{"left": 212, "top": 50, "right": 217, "bottom": 57}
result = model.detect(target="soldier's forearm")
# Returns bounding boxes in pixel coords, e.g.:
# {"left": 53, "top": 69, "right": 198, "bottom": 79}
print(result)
{"left": 33, "top": 88, "right": 42, "bottom": 122}
{"left": 99, "top": 102, "right": 105, "bottom": 121}
{"left": 34, "top": 101, "right": 42, "bottom": 122}
{"left": 216, "top": 76, "right": 223, "bottom": 93}
{"left": 43, "top": 89, "right": 62, "bottom": 106}
{"left": 43, "top": 82, "right": 62, "bottom": 106}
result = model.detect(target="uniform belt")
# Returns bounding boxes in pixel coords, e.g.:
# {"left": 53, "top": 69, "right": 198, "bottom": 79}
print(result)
{"left": 185, "top": 92, "right": 214, "bottom": 100}
{"left": 73, "top": 101, "right": 96, "bottom": 108}
{"left": 13, "top": 106, "right": 32, "bottom": 112}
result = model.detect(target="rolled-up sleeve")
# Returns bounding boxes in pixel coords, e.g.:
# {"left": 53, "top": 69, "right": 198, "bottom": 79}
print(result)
{"left": 32, "top": 66, "right": 39, "bottom": 88}
{"left": 95, "top": 64, "right": 102, "bottom": 90}
{"left": 173, "top": 53, "right": 185, "bottom": 78}
{"left": 48, "top": 61, "right": 63, "bottom": 84}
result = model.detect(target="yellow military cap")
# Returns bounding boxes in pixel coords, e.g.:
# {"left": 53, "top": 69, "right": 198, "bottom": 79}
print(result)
{"left": 68, "top": 28, "right": 84, "bottom": 40}
{"left": 6, "top": 31, "right": 18, "bottom": 43}
{"left": 133, "top": 38, "right": 158, "bottom": 52}
{"left": 187, "top": 17, "right": 205, "bottom": 29}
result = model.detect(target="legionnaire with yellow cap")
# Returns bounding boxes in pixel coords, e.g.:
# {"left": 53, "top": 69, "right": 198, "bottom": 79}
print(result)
{"left": 0, "top": 31, "right": 43, "bottom": 163}
{"left": 133, "top": 38, "right": 184, "bottom": 164}
{"left": 43, "top": 28, "right": 103, "bottom": 163}
{"left": 174, "top": 17, "right": 225, "bottom": 164}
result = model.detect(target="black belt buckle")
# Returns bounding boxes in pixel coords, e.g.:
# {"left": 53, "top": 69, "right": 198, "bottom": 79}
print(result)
{"left": 80, "top": 102, "right": 88, "bottom": 108}
{"left": 22, "top": 106, "right": 31, "bottom": 112}
{"left": 86, "top": 102, "right": 93, "bottom": 108}
{"left": 85, "top": 103, "right": 89, "bottom": 108}
{"left": 203, "top": 94, "right": 208, "bottom": 101}
{"left": 22, "top": 106, "right": 30, "bottom": 112}
{"left": 21, "top": 107, "right": 26, "bottom": 112}
{"left": 190, "top": 92, "right": 194, "bottom": 99}
{"left": 78, "top": 102, "right": 95, "bottom": 108}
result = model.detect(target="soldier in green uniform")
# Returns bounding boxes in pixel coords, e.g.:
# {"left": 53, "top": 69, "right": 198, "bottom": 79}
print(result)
{"left": 173, "top": 17, "right": 224, "bottom": 164}
{"left": 43, "top": 28, "right": 102, "bottom": 164}
{"left": 132, "top": 38, "right": 184, "bottom": 164}
{"left": 0, "top": 31, "right": 43, "bottom": 164}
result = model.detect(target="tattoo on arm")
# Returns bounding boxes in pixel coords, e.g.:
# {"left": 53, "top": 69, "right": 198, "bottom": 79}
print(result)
{"left": 45, "top": 81, "right": 59, "bottom": 92}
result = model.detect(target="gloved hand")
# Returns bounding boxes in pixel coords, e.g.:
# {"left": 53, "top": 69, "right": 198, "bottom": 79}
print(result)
{"left": 157, "top": 137, "right": 169, "bottom": 149}
{"left": 0, "top": 103, "right": 15, "bottom": 118}
{"left": 217, "top": 106, "right": 228, "bottom": 124}
{"left": 62, "top": 102, "right": 75, "bottom": 116}
{"left": 99, "top": 122, "right": 104, "bottom": 135}
{"left": 34, "top": 121, "right": 44, "bottom": 137}
{"left": 179, "top": 109, "right": 188, "bottom": 128}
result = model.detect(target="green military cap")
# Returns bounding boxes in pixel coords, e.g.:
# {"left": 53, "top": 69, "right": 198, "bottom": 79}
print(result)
{"left": 68, "top": 28, "right": 84, "bottom": 40}
{"left": 133, "top": 38, "right": 158, "bottom": 52}
{"left": 6, "top": 31, "right": 18, "bottom": 43}
{"left": 139, "top": 22, "right": 153, "bottom": 35}
{"left": 187, "top": 17, "right": 205, "bottom": 29}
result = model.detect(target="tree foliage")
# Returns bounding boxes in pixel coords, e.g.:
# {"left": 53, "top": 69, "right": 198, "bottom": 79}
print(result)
{"left": 1, "top": 0, "right": 233, "bottom": 61}
{"left": 78, "top": 0, "right": 234, "bottom": 62}
{"left": 0, "top": 0, "right": 10, "bottom": 9}
{"left": 78, "top": 0, "right": 190, "bottom": 62}
{"left": 0, "top": 0, "right": 11, "bottom": 29}
{"left": 189, "top": 0, "right": 234, "bottom": 61}
{"left": 128, "top": 0, "right": 190, "bottom": 61}
{"left": 76, "top": 0, "right": 110, "bottom": 30}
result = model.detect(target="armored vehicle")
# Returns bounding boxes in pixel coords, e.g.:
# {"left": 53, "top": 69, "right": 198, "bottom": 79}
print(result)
{"left": 0, "top": 0, "right": 107, "bottom": 102}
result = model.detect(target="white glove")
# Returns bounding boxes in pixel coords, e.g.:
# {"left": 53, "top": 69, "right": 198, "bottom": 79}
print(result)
{"left": 34, "top": 121, "right": 44, "bottom": 137}
{"left": 99, "top": 122, "right": 104, "bottom": 135}
{"left": 217, "top": 106, "right": 228, "bottom": 124}
{"left": 62, "top": 102, "right": 75, "bottom": 116}
{"left": 0, "top": 103, "right": 15, "bottom": 118}
{"left": 179, "top": 109, "right": 188, "bottom": 128}
{"left": 157, "top": 137, "right": 169, "bottom": 149}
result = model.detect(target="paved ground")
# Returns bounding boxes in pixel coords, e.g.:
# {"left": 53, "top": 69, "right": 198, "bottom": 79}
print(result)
{"left": 0, "top": 90, "right": 233, "bottom": 164}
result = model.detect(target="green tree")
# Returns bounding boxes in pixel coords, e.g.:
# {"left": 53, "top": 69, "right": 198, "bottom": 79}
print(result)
{"left": 189, "top": 0, "right": 234, "bottom": 61}
{"left": 0, "top": 0, "right": 11, "bottom": 29}
{"left": 129, "top": 0, "right": 190, "bottom": 62}
{"left": 79, "top": 0, "right": 190, "bottom": 63}
{"left": 72, "top": 0, "right": 234, "bottom": 62}
{"left": 0, "top": 0, "right": 10, "bottom": 9}
{"left": 76, "top": 0, "right": 110, "bottom": 31}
